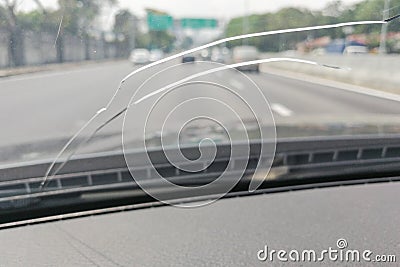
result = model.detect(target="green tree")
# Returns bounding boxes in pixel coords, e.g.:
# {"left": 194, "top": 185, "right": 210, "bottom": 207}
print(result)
{"left": 225, "top": 7, "right": 331, "bottom": 52}
{"left": 0, "top": 0, "right": 24, "bottom": 66}
{"left": 113, "top": 9, "right": 138, "bottom": 56}
{"left": 352, "top": 0, "right": 400, "bottom": 33}
{"left": 57, "top": 0, "right": 116, "bottom": 61}
{"left": 147, "top": 30, "right": 175, "bottom": 51}
{"left": 0, "top": 0, "right": 47, "bottom": 66}
{"left": 224, "top": 0, "right": 400, "bottom": 52}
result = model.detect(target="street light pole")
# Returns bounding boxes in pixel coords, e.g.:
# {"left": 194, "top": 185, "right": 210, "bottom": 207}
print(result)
{"left": 242, "top": 0, "right": 249, "bottom": 45}
{"left": 379, "top": 0, "right": 390, "bottom": 54}
{"left": 130, "top": 15, "right": 136, "bottom": 51}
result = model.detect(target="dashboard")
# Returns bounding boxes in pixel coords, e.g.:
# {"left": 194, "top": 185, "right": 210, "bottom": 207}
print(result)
{"left": 0, "top": 181, "right": 398, "bottom": 266}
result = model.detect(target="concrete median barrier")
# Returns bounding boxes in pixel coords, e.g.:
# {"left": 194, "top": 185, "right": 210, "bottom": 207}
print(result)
{"left": 260, "top": 53, "right": 400, "bottom": 95}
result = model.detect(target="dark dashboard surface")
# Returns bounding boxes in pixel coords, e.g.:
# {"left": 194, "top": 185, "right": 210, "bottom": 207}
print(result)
{"left": 0, "top": 181, "right": 398, "bottom": 266}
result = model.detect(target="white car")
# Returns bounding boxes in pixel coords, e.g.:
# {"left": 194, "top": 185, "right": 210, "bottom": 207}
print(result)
{"left": 149, "top": 49, "right": 164, "bottom": 62}
{"left": 343, "top": 45, "right": 368, "bottom": 55}
{"left": 129, "top": 49, "right": 150, "bottom": 64}
{"left": 232, "top": 46, "right": 260, "bottom": 72}
{"left": 211, "top": 48, "right": 225, "bottom": 63}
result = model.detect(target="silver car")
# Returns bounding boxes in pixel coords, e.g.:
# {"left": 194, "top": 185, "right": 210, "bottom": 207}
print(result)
{"left": 232, "top": 45, "right": 260, "bottom": 72}
{"left": 129, "top": 49, "right": 150, "bottom": 65}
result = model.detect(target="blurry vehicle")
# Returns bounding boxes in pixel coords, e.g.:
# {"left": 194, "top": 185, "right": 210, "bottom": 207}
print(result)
{"left": 232, "top": 45, "right": 260, "bottom": 72}
{"left": 221, "top": 47, "right": 231, "bottom": 58}
{"left": 182, "top": 55, "right": 196, "bottom": 63}
{"left": 129, "top": 48, "right": 150, "bottom": 65}
{"left": 200, "top": 49, "right": 211, "bottom": 60}
{"left": 325, "top": 39, "right": 346, "bottom": 54}
{"left": 211, "top": 48, "right": 225, "bottom": 63}
{"left": 343, "top": 45, "right": 368, "bottom": 55}
{"left": 149, "top": 49, "right": 164, "bottom": 62}
{"left": 326, "top": 39, "right": 367, "bottom": 55}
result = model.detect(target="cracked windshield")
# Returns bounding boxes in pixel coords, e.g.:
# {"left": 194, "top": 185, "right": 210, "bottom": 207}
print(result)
{"left": 1, "top": 1, "right": 400, "bottom": 264}
{"left": 0, "top": 0, "right": 400, "bottom": 167}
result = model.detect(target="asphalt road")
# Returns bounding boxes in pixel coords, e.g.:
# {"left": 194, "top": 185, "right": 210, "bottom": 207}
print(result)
{"left": 1, "top": 60, "right": 399, "bottom": 164}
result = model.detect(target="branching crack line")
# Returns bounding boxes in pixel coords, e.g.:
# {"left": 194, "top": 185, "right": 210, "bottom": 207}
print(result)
{"left": 54, "top": 15, "right": 63, "bottom": 47}
{"left": 40, "top": 19, "right": 392, "bottom": 188}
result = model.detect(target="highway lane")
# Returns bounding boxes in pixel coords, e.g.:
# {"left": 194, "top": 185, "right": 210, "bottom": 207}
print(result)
{"left": 0, "top": 60, "right": 399, "bottom": 164}
{"left": 250, "top": 72, "right": 400, "bottom": 116}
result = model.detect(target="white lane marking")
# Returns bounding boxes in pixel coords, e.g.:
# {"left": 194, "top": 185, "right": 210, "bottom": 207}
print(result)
{"left": 271, "top": 103, "right": 293, "bottom": 117}
{"left": 229, "top": 79, "right": 244, "bottom": 90}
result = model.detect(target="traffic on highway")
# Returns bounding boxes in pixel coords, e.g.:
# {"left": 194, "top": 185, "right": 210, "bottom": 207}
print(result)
{"left": 0, "top": 0, "right": 399, "bottom": 266}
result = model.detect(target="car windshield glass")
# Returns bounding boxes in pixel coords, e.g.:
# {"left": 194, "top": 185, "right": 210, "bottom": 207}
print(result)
{"left": 0, "top": 0, "right": 400, "bottom": 174}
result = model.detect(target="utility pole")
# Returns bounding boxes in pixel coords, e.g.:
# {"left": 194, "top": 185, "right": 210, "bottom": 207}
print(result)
{"left": 130, "top": 15, "right": 136, "bottom": 51}
{"left": 379, "top": 0, "right": 390, "bottom": 54}
{"left": 242, "top": 0, "right": 249, "bottom": 45}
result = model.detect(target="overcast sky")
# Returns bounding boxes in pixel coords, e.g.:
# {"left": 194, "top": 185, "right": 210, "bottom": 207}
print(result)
{"left": 20, "top": 0, "right": 363, "bottom": 19}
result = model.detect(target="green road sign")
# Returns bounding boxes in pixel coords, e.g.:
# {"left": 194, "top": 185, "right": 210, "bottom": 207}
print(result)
{"left": 181, "top": 18, "right": 218, "bottom": 29}
{"left": 147, "top": 13, "right": 173, "bottom": 30}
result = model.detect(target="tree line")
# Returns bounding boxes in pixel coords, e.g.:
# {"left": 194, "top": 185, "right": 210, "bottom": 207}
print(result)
{"left": 224, "top": 0, "right": 400, "bottom": 52}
